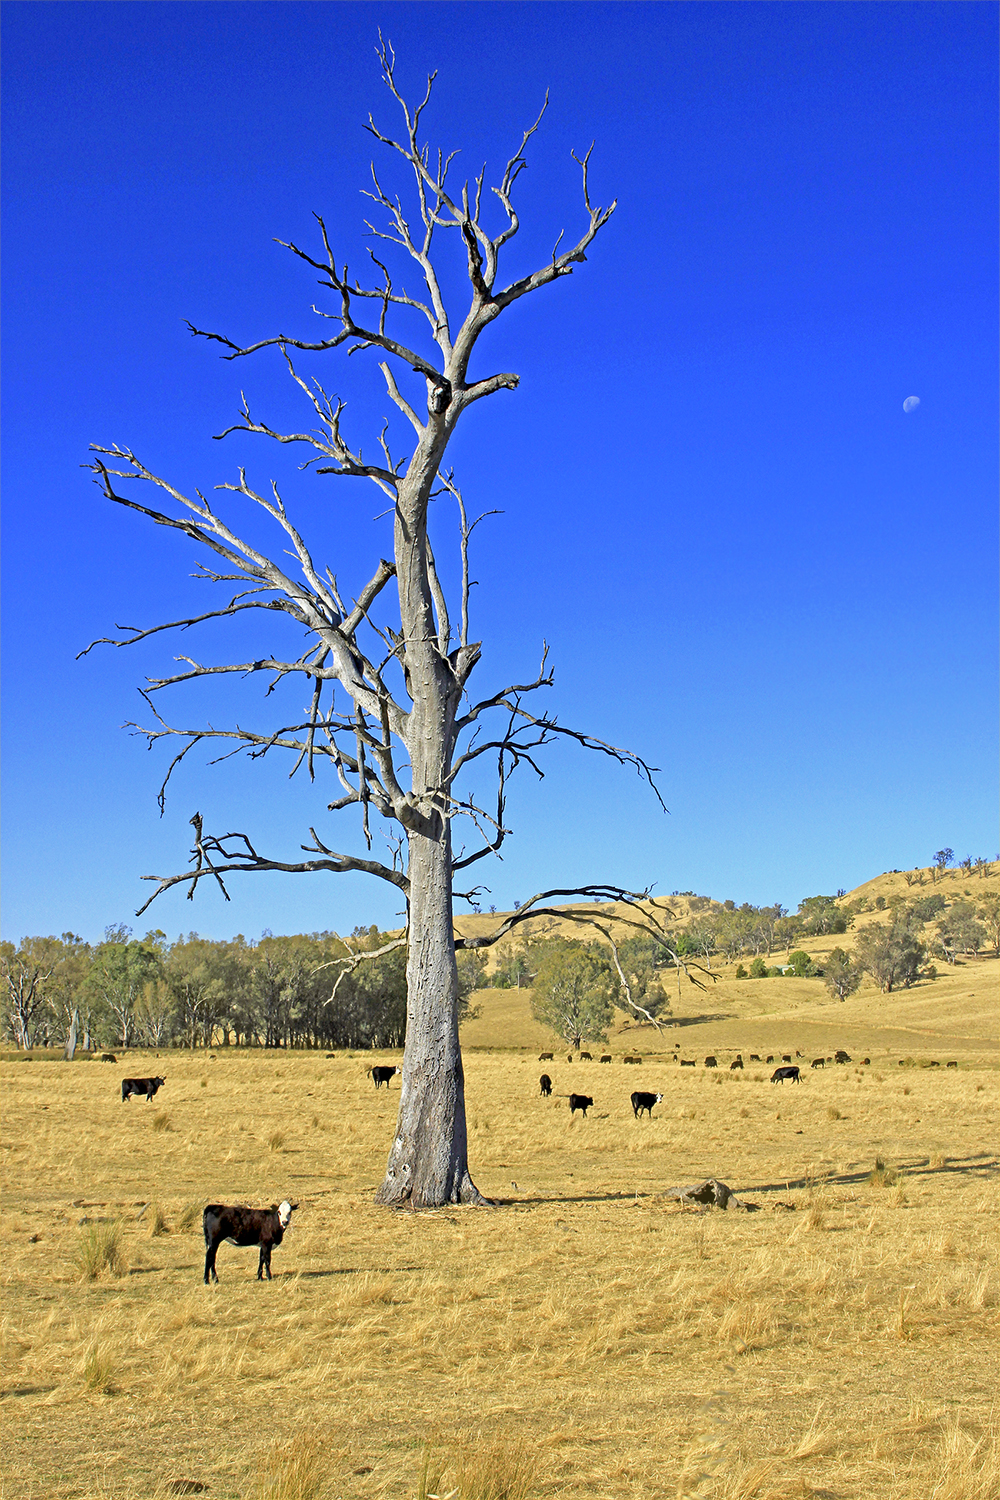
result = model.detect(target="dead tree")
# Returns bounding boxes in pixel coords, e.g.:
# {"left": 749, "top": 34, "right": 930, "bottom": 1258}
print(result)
{"left": 83, "top": 42, "right": 665, "bottom": 1207}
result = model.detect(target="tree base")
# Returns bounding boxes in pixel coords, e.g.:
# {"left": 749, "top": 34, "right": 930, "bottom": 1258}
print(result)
{"left": 374, "top": 1169, "right": 492, "bottom": 1209}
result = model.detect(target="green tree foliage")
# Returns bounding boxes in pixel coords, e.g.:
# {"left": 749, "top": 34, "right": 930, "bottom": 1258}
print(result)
{"left": 612, "top": 935, "right": 673, "bottom": 1018}
{"left": 935, "top": 903, "right": 985, "bottom": 959}
{"left": 748, "top": 956, "right": 769, "bottom": 979}
{"left": 79, "top": 927, "right": 164, "bottom": 1047}
{"left": 977, "top": 893, "right": 1000, "bottom": 957}
{"left": 909, "top": 894, "right": 946, "bottom": 924}
{"left": 529, "top": 941, "right": 616, "bottom": 1049}
{"left": 796, "top": 895, "right": 849, "bottom": 936}
{"left": 823, "top": 947, "right": 863, "bottom": 1002}
{"left": 853, "top": 916, "right": 925, "bottom": 992}
{"left": 786, "top": 950, "right": 817, "bottom": 978}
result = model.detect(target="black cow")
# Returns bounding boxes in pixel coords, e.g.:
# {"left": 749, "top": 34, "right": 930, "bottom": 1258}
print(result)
{"left": 704, "top": 1056, "right": 718, "bottom": 1068}
{"left": 539, "top": 1073, "right": 553, "bottom": 1096}
{"left": 579, "top": 1052, "right": 593, "bottom": 1061}
{"left": 766, "top": 1055, "right": 775, "bottom": 1063}
{"left": 811, "top": 1058, "right": 825, "bottom": 1069}
{"left": 370, "top": 1065, "right": 399, "bottom": 1089}
{"left": 599, "top": 1055, "right": 613, "bottom": 1064}
{"left": 946, "top": 1061, "right": 958, "bottom": 1068}
{"left": 782, "top": 1054, "right": 792, "bottom": 1063}
{"left": 623, "top": 1056, "right": 642, "bottom": 1065}
{"left": 730, "top": 1056, "right": 744, "bottom": 1070}
{"left": 771, "top": 1066, "right": 800, "bottom": 1084}
{"left": 99, "top": 1053, "right": 118, "bottom": 1063}
{"left": 121, "top": 1076, "right": 165, "bottom": 1103}
{"left": 568, "top": 1094, "right": 593, "bottom": 1117}
{"left": 631, "top": 1090, "right": 663, "bottom": 1118}
{"left": 539, "top": 1053, "right": 554, "bottom": 1061}
{"left": 680, "top": 1059, "right": 696, "bottom": 1067}
{"left": 834, "top": 1050, "right": 851, "bottom": 1064}
{"left": 202, "top": 1201, "right": 297, "bottom": 1284}
{"left": 749, "top": 1054, "right": 761, "bottom": 1062}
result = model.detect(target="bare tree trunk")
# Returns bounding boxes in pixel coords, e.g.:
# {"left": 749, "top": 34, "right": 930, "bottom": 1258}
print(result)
{"left": 376, "top": 829, "right": 486, "bottom": 1206}
{"left": 65, "top": 1008, "right": 80, "bottom": 1061}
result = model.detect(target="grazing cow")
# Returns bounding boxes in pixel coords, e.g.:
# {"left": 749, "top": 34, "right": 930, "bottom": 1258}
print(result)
{"left": 121, "top": 1076, "right": 165, "bottom": 1103}
{"left": 704, "top": 1056, "right": 718, "bottom": 1068}
{"left": 369, "top": 1065, "right": 399, "bottom": 1089}
{"left": 782, "top": 1054, "right": 792, "bottom": 1064}
{"left": 579, "top": 1052, "right": 592, "bottom": 1061}
{"left": 766, "top": 1055, "right": 774, "bottom": 1064}
{"left": 539, "top": 1073, "right": 553, "bottom": 1097}
{"left": 835, "top": 1050, "right": 851, "bottom": 1064}
{"left": 539, "top": 1053, "right": 554, "bottom": 1062}
{"left": 599, "top": 1055, "right": 613, "bottom": 1064}
{"left": 928, "top": 1060, "right": 940, "bottom": 1068}
{"left": 202, "top": 1201, "right": 297, "bottom": 1284}
{"left": 623, "top": 1056, "right": 642, "bottom": 1065}
{"left": 946, "top": 1061, "right": 958, "bottom": 1069}
{"left": 568, "top": 1094, "right": 593, "bottom": 1117}
{"left": 99, "top": 1053, "right": 118, "bottom": 1063}
{"left": 749, "top": 1054, "right": 761, "bottom": 1062}
{"left": 811, "top": 1058, "right": 825, "bottom": 1069}
{"left": 730, "top": 1056, "right": 744, "bottom": 1070}
{"left": 631, "top": 1090, "right": 663, "bottom": 1118}
{"left": 771, "top": 1065, "right": 800, "bottom": 1084}
{"left": 680, "top": 1059, "right": 696, "bottom": 1067}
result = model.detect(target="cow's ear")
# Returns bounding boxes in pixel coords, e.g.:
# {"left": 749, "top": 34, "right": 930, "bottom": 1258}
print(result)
{"left": 290, "top": 1204, "right": 299, "bottom": 1212}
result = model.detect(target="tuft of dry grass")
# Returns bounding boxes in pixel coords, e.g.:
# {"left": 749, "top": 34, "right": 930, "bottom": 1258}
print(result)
{"left": 255, "top": 1433, "right": 329, "bottom": 1500}
{"left": 73, "top": 1219, "right": 126, "bottom": 1280}
{"left": 268, "top": 1129, "right": 286, "bottom": 1152}
{"left": 82, "top": 1343, "right": 117, "bottom": 1394}
{"left": 454, "top": 1436, "right": 535, "bottom": 1500}
{"left": 148, "top": 1202, "right": 170, "bottom": 1237}
{"left": 152, "top": 1111, "right": 172, "bottom": 1132}
{"left": 176, "top": 1201, "right": 201, "bottom": 1232}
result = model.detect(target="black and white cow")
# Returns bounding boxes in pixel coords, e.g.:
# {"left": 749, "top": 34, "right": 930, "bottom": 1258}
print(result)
{"left": 568, "top": 1094, "right": 594, "bottom": 1117}
{"left": 369, "top": 1065, "right": 399, "bottom": 1089}
{"left": 630, "top": 1091, "right": 663, "bottom": 1118}
{"left": 121, "top": 1076, "right": 165, "bottom": 1103}
{"left": 202, "top": 1201, "right": 298, "bottom": 1283}
{"left": 771, "top": 1065, "right": 800, "bottom": 1084}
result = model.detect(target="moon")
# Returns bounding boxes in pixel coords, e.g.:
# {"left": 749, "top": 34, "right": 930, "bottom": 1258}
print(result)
{"left": 902, "top": 396, "right": 920, "bottom": 413}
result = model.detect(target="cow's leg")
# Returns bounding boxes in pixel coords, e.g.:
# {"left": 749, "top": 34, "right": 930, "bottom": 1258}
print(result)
{"left": 205, "top": 1244, "right": 219, "bottom": 1284}
{"left": 258, "top": 1243, "right": 272, "bottom": 1280}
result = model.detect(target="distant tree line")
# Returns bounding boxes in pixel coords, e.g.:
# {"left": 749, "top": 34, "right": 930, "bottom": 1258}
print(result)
{"left": 0, "top": 925, "right": 483, "bottom": 1052}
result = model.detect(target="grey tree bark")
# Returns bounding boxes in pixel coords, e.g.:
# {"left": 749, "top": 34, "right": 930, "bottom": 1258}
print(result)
{"left": 83, "top": 42, "right": 672, "bottom": 1207}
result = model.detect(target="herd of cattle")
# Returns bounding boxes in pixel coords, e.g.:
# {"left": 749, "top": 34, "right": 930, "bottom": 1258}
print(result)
{"left": 103, "top": 1039, "right": 961, "bottom": 1281}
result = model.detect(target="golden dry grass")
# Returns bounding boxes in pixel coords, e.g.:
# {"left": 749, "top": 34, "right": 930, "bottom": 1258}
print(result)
{"left": 1, "top": 1004, "right": 996, "bottom": 1500}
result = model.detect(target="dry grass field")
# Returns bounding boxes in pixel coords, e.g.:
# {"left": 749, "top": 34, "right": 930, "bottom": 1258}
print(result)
{"left": 2, "top": 875, "right": 997, "bottom": 1500}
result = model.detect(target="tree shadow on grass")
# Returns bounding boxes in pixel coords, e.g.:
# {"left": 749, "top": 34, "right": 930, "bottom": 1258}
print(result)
{"left": 744, "top": 1151, "right": 998, "bottom": 1195}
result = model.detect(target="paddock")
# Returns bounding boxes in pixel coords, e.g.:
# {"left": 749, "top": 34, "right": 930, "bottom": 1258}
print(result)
{"left": 0, "top": 1037, "right": 996, "bottom": 1500}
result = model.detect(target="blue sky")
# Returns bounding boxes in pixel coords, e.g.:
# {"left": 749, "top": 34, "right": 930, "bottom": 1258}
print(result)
{"left": 2, "top": 1, "right": 996, "bottom": 944}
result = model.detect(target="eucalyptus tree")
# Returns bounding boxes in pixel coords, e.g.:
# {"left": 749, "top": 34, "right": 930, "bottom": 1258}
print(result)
{"left": 84, "top": 44, "right": 663, "bottom": 1206}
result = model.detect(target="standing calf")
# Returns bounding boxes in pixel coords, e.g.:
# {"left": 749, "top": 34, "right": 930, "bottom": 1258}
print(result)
{"left": 369, "top": 1065, "right": 399, "bottom": 1089}
{"left": 203, "top": 1201, "right": 297, "bottom": 1284}
{"left": 631, "top": 1091, "right": 663, "bottom": 1118}
{"left": 121, "top": 1076, "right": 165, "bottom": 1103}
{"left": 568, "top": 1094, "right": 594, "bottom": 1117}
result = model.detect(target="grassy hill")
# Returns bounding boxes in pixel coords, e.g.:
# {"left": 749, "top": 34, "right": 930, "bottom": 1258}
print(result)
{"left": 458, "top": 864, "right": 999, "bottom": 1060}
